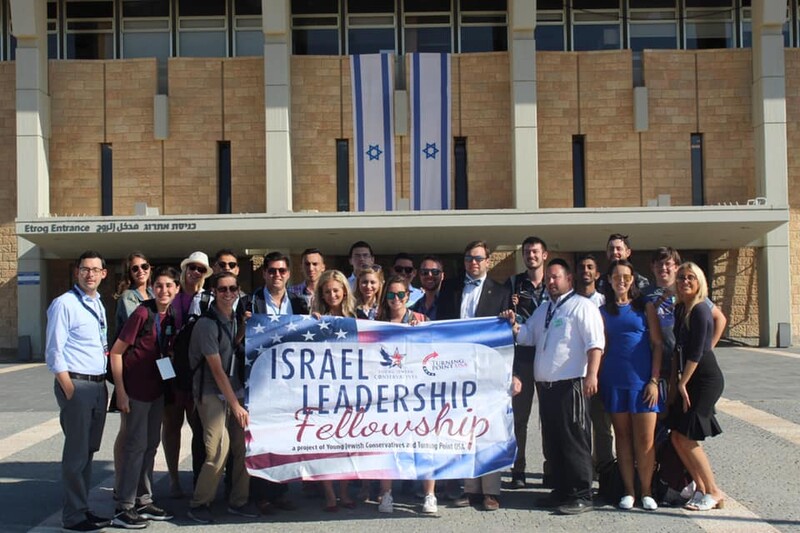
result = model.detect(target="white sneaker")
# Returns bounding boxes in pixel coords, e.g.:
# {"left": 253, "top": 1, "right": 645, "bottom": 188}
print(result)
{"left": 680, "top": 480, "right": 697, "bottom": 500}
{"left": 642, "top": 495, "right": 658, "bottom": 511}
{"left": 378, "top": 492, "right": 394, "bottom": 513}
{"left": 421, "top": 493, "right": 438, "bottom": 514}
{"left": 619, "top": 495, "right": 634, "bottom": 510}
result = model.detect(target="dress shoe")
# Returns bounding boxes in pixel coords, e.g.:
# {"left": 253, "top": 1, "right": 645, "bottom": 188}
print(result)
{"left": 557, "top": 499, "right": 593, "bottom": 515}
{"left": 483, "top": 495, "right": 500, "bottom": 511}
{"left": 510, "top": 472, "right": 526, "bottom": 489}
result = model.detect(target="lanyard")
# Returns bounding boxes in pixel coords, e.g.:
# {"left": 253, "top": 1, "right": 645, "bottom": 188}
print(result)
{"left": 70, "top": 287, "right": 108, "bottom": 350}
{"left": 155, "top": 309, "right": 175, "bottom": 357}
{"left": 545, "top": 291, "right": 575, "bottom": 329}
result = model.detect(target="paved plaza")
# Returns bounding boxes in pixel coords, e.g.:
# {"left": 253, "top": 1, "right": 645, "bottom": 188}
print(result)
{"left": 1, "top": 345, "right": 799, "bottom": 533}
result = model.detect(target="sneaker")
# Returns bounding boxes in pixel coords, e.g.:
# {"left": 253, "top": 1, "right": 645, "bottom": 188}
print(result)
{"left": 378, "top": 492, "right": 394, "bottom": 513}
{"left": 85, "top": 512, "right": 111, "bottom": 528}
{"left": 510, "top": 472, "right": 526, "bottom": 489}
{"left": 187, "top": 505, "right": 214, "bottom": 525}
{"left": 619, "top": 495, "right": 635, "bottom": 510}
{"left": 136, "top": 504, "right": 173, "bottom": 521}
{"left": 642, "top": 495, "right": 658, "bottom": 511}
{"left": 111, "top": 509, "right": 149, "bottom": 530}
{"left": 63, "top": 519, "right": 106, "bottom": 532}
{"left": 421, "top": 493, "right": 438, "bottom": 514}
{"left": 227, "top": 503, "right": 260, "bottom": 518}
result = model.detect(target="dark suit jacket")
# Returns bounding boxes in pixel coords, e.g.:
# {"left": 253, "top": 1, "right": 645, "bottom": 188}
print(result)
{"left": 436, "top": 274, "right": 511, "bottom": 320}
{"left": 252, "top": 287, "right": 309, "bottom": 315}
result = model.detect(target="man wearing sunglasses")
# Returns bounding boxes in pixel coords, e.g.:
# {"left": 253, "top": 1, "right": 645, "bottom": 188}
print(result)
{"left": 505, "top": 236, "right": 549, "bottom": 490}
{"left": 392, "top": 253, "right": 424, "bottom": 306}
{"left": 252, "top": 252, "right": 309, "bottom": 316}
{"left": 437, "top": 240, "right": 512, "bottom": 511}
{"left": 411, "top": 255, "right": 445, "bottom": 320}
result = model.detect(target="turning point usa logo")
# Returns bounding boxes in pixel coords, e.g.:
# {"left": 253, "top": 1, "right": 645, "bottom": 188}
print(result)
{"left": 422, "top": 351, "right": 468, "bottom": 377}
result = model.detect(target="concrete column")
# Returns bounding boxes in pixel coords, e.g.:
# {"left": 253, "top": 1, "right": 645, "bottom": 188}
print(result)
{"left": 11, "top": 0, "right": 49, "bottom": 357}
{"left": 509, "top": 0, "right": 538, "bottom": 210}
{"left": 752, "top": 0, "right": 791, "bottom": 346}
{"left": 263, "top": 0, "right": 293, "bottom": 213}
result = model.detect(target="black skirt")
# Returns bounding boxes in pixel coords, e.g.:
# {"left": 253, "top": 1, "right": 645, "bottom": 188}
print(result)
{"left": 669, "top": 350, "right": 724, "bottom": 441}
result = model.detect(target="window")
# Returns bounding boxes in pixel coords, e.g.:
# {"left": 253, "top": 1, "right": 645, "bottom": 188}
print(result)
{"left": 336, "top": 139, "right": 349, "bottom": 211}
{"left": 572, "top": 135, "right": 586, "bottom": 208}
{"left": 177, "top": 0, "right": 227, "bottom": 58}
{"left": 234, "top": 0, "right": 263, "bottom": 56}
{"left": 48, "top": 1, "right": 59, "bottom": 59}
{"left": 454, "top": 137, "right": 468, "bottom": 209}
{"left": 403, "top": 0, "right": 451, "bottom": 53}
{"left": 535, "top": 0, "right": 566, "bottom": 51}
{"left": 2, "top": 0, "right": 9, "bottom": 60}
{"left": 347, "top": 0, "right": 395, "bottom": 54}
{"left": 291, "top": 0, "right": 340, "bottom": 55}
{"left": 121, "top": 0, "right": 170, "bottom": 60}
{"left": 101, "top": 143, "right": 113, "bottom": 216}
{"left": 691, "top": 133, "right": 704, "bottom": 205}
{"left": 218, "top": 141, "right": 232, "bottom": 214}
{"left": 572, "top": 0, "right": 621, "bottom": 51}
{"left": 740, "top": 1, "right": 791, "bottom": 48}
{"left": 459, "top": 0, "right": 507, "bottom": 53}
{"left": 629, "top": 0, "right": 678, "bottom": 51}
{"left": 65, "top": 0, "right": 115, "bottom": 59}
{"left": 685, "top": 0, "right": 734, "bottom": 50}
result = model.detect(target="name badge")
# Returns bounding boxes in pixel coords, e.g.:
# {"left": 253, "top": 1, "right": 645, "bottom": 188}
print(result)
{"left": 156, "top": 357, "right": 176, "bottom": 381}
{"left": 551, "top": 318, "right": 565, "bottom": 328}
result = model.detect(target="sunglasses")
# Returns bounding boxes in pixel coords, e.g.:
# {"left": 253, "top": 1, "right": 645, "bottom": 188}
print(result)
{"left": 267, "top": 267, "right": 289, "bottom": 276}
{"left": 677, "top": 274, "right": 698, "bottom": 282}
{"left": 215, "top": 285, "right": 239, "bottom": 294}
{"left": 464, "top": 255, "right": 486, "bottom": 263}
{"left": 611, "top": 274, "right": 633, "bottom": 283}
{"left": 217, "top": 261, "right": 238, "bottom": 269}
{"left": 130, "top": 263, "right": 150, "bottom": 274}
{"left": 187, "top": 264, "right": 207, "bottom": 274}
{"left": 420, "top": 268, "right": 442, "bottom": 277}
{"left": 386, "top": 291, "right": 407, "bottom": 300}
{"left": 394, "top": 266, "right": 414, "bottom": 275}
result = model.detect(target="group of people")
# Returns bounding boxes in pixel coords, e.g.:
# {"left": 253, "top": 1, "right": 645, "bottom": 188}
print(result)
{"left": 44, "top": 234, "right": 727, "bottom": 531}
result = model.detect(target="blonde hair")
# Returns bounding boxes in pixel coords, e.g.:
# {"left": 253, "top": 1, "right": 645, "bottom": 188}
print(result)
{"left": 677, "top": 261, "right": 708, "bottom": 328}
{"left": 355, "top": 267, "right": 384, "bottom": 308}
{"left": 313, "top": 270, "right": 356, "bottom": 317}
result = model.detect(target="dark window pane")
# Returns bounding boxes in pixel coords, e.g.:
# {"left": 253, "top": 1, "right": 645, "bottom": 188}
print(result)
{"left": 461, "top": 0, "right": 506, "bottom": 11}
{"left": 690, "top": 133, "right": 703, "bottom": 206}
{"left": 572, "top": 135, "right": 585, "bottom": 208}
{"left": 348, "top": 0, "right": 394, "bottom": 14}
{"left": 10, "top": 36, "right": 17, "bottom": 60}
{"left": 574, "top": 0, "right": 617, "bottom": 8}
{"left": 236, "top": 31, "right": 264, "bottom": 56}
{"left": 48, "top": 33, "right": 59, "bottom": 58}
{"left": 179, "top": 0, "right": 225, "bottom": 17}
{"left": 291, "top": 0, "right": 338, "bottom": 15}
{"left": 630, "top": 23, "right": 677, "bottom": 50}
{"left": 535, "top": 25, "right": 565, "bottom": 51}
{"left": 293, "top": 16, "right": 338, "bottom": 26}
{"left": 686, "top": 22, "right": 733, "bottom": 49}
{"left": 235, "top": 0, "right": 262, "bottom": 16}
{"left": 180, "top": 32, "right": 226, "bottom": 56}
{"left": 537, "top": 0, "right": 562, "bottom": 10}
{"left": 122, "top": 0, "right": 169, "bottom": 17}
{"left": 460, "top": 26, "right": 507, "bottom": 52}
{"left": 405, "top": 0, "right": 450, "bottom": 12}
{"left": 573, "top": 25, "right": 620, "bottom": 50}
{"left": 293, "top": 28, "right": 340, "bottom": 54}
{"left": 348, "top": 28, "right": 395, "bottom": 53}
{"left": 630, "top": 0, "right": 675, "bottom": 7}
{"left": 48, "top": 1, "right": 57, "bottom": 19}
{"left": 405, "top": 27, "right": 451, "bottom": 52}
{"left": 686, "top": 0, "right": 730, "bottom": 7}
{"left": 406, "top": 15, "right": 450, "bottom": 24}
{"left": 454, "top": 137, "right": 468, "bottom": 210}
{"left": 336, "top": 139, "right": 349, "bottom": 211}
{"left": 66, "top": 1, "right": 114, "bottom": 18}
{"left": 66, "top": 33, "right": 114, "bottom": 59}
{"left": 101, "top": 143, "right": 113, "bottom": 216}
{"left": 218, "top": 141, "right": 232, "bottom": 214}
{"left": 123, "top": 32, "right": 170, "bottom": 59}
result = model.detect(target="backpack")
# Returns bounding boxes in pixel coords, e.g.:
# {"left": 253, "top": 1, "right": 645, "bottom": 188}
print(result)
{"left": 172, "top": 293, "right": 213, "bottom": 393}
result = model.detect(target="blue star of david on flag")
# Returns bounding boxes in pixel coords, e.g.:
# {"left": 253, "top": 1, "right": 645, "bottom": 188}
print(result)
{"left": 366, "top": 144, "right": 383, "bottom": 161}
{"left": 422, "top": 142, "right": 439, "bottom": 160}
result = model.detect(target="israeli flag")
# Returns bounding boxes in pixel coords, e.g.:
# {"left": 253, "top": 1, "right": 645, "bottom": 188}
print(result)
{"left": 410, "top": 53, "right": 451, "bottom": 210}
{"left": 351, "top": 54, "right": 396, "bottom": 211}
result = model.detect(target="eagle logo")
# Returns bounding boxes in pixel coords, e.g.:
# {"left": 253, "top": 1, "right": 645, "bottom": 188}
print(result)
{"left": 380, "top": 346, "right": 405, "bottom": 368}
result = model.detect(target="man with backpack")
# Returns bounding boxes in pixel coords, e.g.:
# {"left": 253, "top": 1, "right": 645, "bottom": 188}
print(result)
{"left": 186, "top": 272, "right": 258, "bottom": 524}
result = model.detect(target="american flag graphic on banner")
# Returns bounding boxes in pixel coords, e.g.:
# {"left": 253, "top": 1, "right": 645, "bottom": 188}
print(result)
{"left": 244, "top": 315, "right": 515, "bottom": 482}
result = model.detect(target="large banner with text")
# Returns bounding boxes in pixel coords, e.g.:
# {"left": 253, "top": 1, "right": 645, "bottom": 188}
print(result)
{"left": 244, "top": 315, "right": 516, "bottom": 482}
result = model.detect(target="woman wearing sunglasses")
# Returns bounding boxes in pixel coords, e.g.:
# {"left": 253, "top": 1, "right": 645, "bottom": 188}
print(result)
{"left": 374, "top": 276, "right": 434, "bottom": 514}
{"left": 670, "top": 262, "right": 725, "bottom": 511}
{"left": 599, "top": 259, "right": 663, "bottom": 511}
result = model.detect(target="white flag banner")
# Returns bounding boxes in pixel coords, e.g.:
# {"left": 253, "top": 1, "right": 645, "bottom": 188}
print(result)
{"left": 351, "top": 54, "right": 396, "bottom": 211}
{"left": 409, "top": 53, "right": 451, "bottom": 210}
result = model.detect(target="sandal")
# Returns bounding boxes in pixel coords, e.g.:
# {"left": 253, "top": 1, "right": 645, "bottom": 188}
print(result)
{"left": 684, "top": 491, "right": 704, "bottom": 510}
{"left": 689, "top": 493, "right": 725, "bottom": 511}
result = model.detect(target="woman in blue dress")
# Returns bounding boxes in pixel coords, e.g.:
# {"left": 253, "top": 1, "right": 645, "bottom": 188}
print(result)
{"left": 600, "top": 259, "right": 663, "bottom": 511}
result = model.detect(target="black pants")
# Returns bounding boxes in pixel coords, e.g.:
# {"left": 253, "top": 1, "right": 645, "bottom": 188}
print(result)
{"left": 512, "top": 345, "right": 535, "bottom": 475}
{"left": 536, "top": 378, "right": 593, "bottom": 502}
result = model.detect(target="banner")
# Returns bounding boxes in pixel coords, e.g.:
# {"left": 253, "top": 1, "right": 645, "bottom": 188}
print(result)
{"left": 351, "top": 53, "right": 396, "bottom": 212}
{"left": 409, "top": 52, "right": 451, "bottom": 210}
{"left": 244, "top": 315, "right": 515, "bottom": 483}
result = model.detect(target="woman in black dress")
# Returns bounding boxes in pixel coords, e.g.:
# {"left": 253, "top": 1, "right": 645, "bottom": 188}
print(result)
{"left": 670, "top": 262, "right": 725, "bottom": 511}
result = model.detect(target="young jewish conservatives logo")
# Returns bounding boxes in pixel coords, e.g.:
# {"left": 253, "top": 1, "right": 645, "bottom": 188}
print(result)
{"left": 380, "top": 346, "right": 405, "bottom": 368}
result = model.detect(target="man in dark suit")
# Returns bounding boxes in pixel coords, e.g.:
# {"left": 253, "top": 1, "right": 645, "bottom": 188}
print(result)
{"left": 438, "top": 240, "right": 512, "bottom": 511}
{"left": 252, "top": 251, "right": 309, "bottom": 316}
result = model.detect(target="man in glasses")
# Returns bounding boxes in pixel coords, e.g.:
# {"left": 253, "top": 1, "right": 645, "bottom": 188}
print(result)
{"left": 391, "top": 253, "right": 424, "bottom": 306}
{"left": 347, "top": 241, "right": 376, "bottom": 289}
{"left": 288, "top": 248, "right": 326, "bottom": 308}
{"left": 438, "top": 240, "right": 512, "bottom": 511}
{"left": 252, "top": 252, "right": 309, "bottom": 316}
{"left": 505, "top": 236, "right": 549, "bottom": 489}
{"left": 45, "top": 251, "right": 112, "bottom": 532}
{"left": 411, "top": 255, "right": 445, "bottom": 320}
